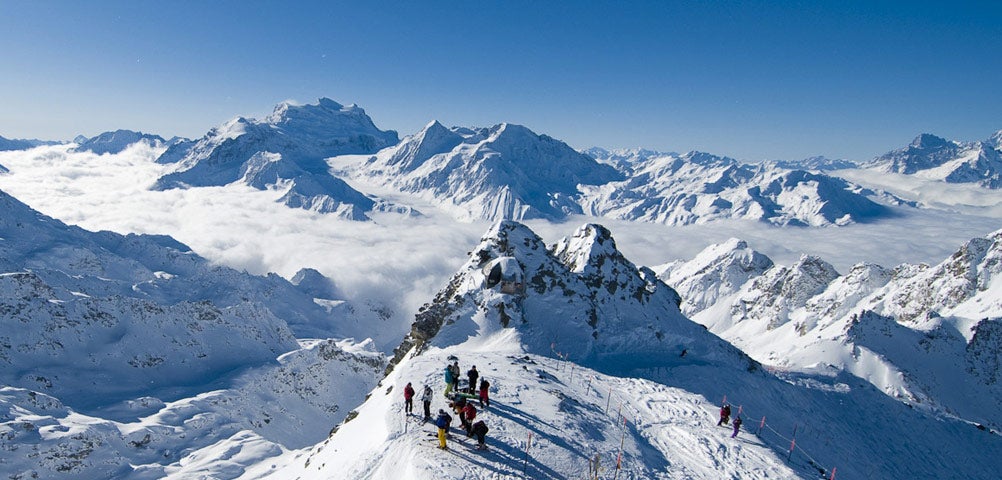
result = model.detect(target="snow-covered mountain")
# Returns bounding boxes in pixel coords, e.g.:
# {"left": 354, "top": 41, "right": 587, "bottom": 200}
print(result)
{"left": 864, "top": 132, "right": 1002, "bottom": 188}
{"left": 152, "top": 98, "right": 400, "bottom": 219}
{"left": 581, "top": 150, "right": 889, "bottom": 226}
{"left": 73, "top": 129, "right": 175, "bottom": 155}
{"left": 270, "top": 220, "right": 1002, "bottom": 480}
{"left": 581, "top": 146, "right": 676, "bottom": 172}
{"left": 0, "top": 134, "right": 59, "bottom": 151}
{"left": 389, "top": 220, "right": 753, "bottom": 372}
{"left": 658, "top": 230, "right": 1002, "bottom": 430}
{"left": 342, "top": 121, "right": 623, "bottom": 221}
{"left": 769, "top": 155, "right": 858, "bottom": 171}
{"left": 0, "top": 187, "right": 391, "bottom": 477}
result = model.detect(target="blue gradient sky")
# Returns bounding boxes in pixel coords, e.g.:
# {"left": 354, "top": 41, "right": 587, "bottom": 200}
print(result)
{"left": 2, "top": 1, "right": 1000, "bottom": 161}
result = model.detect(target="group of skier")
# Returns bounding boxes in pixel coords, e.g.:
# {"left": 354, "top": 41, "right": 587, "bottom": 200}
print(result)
{"left": 717, "top": 402, "right": 743, "bottom": 438}
{"left": 403, "top": 357, "right": 493, "bottom": 452}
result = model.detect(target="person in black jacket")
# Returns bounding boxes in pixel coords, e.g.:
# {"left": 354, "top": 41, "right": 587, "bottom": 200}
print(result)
{"left": 467, "top": 366, "right": 479, "bottom": 394}
{"left": 471, "top": 420, "right": 489, "bottom": 450}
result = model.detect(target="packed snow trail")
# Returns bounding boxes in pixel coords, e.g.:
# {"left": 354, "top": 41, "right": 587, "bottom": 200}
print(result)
{"left": 254, "top": 345, "right": 803, "bottom": 479}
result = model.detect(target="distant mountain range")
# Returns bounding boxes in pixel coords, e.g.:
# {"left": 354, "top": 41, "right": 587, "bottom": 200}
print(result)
{"left": 656, "top": 230, "right": 1002, "bottom": 430}
{"left": 862, "top": 132, "right": 1002, "bottom": 188}
{"left": 5, "top": 100, "right": 998, "bottom": 227}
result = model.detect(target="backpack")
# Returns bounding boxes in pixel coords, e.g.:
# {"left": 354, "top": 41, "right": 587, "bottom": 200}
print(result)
{"left": 473, "top": 420, "right": 488, "bottom": 435}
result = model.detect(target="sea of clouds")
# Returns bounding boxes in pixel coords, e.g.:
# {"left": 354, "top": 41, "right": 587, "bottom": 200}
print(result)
{"left": 0, "top": 144, "right": 999, "bottom": 349}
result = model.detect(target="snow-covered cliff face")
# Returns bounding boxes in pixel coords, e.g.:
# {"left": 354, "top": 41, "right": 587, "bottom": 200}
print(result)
{"left": 582, "top": 150, "right": 889, "bottom": 226}
{"left": 349, "top": 122, "right": 623, "bottom": 221}
{"left": 865, "top": 132, "right": 1002, "bottom": 189}
{"left": 392, "top": 220, "right": 755, "bottom": 375}
{"left": 72, "top": 130, "right": 173, "bottom": 155}
{"left": 662, "top": 229, "right": 1002, "bottom": 429}
{"left": 152, "top": 98, "right": 399, "bottom": 219}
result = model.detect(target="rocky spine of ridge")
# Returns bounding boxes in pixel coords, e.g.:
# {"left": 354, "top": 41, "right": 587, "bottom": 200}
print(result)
{"left": 389, "top": 220, "right": 757, "bottom": 376}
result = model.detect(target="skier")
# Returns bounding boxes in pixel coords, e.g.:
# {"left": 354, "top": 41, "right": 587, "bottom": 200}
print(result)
{"left": 403, "top": 382, "right": 415, "bottom": 415}
{"left": 731, "top": 415, "right": 742, "bottom": 438}
{"left": 717, "top": 403, "right": 731, "bottom": 426}
{"left": 467, "top": 365, "right": 479, "bottom": 394}
{"left": 449, "top": 361, "right": 461, "bottom": 394}
{"left": 435, "top": 409, "right": 452, "bottom": 450}
{"left": 471, "top": 420, "right": 489, "bottom": 450}
{"left": 444, "top": 363, "right": 455, "bottom": 397}
{"left": 478, "top": 378, "right": 490, "bottom": 408}
{"left": 421, "top": 384, "right": 433, "bottom": 421}
{"left": 461, "top": 402, "right": 477, "bottom": 434}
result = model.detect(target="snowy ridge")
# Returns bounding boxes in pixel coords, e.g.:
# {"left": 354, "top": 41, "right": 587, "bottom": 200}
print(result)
{"left": 581, "top": 150, "right": 890, "bottom": 226}
{"left": 272, "top": 221, "right": 1002, "bottom": 480}
{"left": 0, "top": 134, "right": 60, "bottom": 151}
{"left": 663, "top": 230, "right": 1002, "bottom": 430}
{"left": 0, "top": 187, "right": 396, "bottom": 477}
{"left": 864, "top": 132, "right": 1002, "bottom": 188}
{"left": 152, "top": 98, "right": 400, "bottom": 219}
{"left": 343, "top": 123, "right": 623, "bottom": 221}
{"left": 768, "top": 156, "right": 858, "bottom": 171}
{"left": 72, "top": 129, "right": 174, "bottom": 155}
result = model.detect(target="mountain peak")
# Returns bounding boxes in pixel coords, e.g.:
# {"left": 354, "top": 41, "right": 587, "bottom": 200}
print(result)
{"left": 551, "top": 223, "right": 619, "bottom": 273}
{"left": 910, "top": 133, "right": 952, "bottom": 149}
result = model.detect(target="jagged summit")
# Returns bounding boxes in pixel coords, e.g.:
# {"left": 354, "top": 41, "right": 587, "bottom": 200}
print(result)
{"left": 393, "top": 220, "right": 753, "bottom": 375}
{"left": 657, "top": 238, "right": 775, "bottom": 315}
{"left": 865, "top": 131, "right": 1002, "bottom": 188}
{"left": 355, "top": 122, "right": 623, "bottom": 221}
{"left": 152, "top": 98, "right": 401, "bottom": 219}
{"left": 910, "top": 132, "right": 952, "bottom": 149}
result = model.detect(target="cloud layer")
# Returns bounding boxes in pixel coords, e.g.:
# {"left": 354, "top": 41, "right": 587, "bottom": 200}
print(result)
{"left": 0, "top": 145, "right": 999, "bottom": 342}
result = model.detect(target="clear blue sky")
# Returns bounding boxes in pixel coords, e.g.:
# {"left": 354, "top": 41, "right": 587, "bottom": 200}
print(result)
{"left": 1, "top": 0, "right": 1000, "bottom": 161}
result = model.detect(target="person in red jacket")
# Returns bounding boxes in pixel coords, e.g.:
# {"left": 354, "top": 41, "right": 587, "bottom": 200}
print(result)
{"left": 478, "top": 378, "right": 490, "bottom": 408}
{"left": 403, "top": 382, "right": 415, "bottom": 415}
{"left": 461, "top": 402, "right": 477, "bottom": 433}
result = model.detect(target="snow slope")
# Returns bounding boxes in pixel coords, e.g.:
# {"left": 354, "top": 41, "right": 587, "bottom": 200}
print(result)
{"left": 0, "top": 187, "right": 391, "bottom": 478}
{"left": 153, "top": 98, "right": 400, "bottom": 219}
{"left": 263, "top": 221, "right": 1002, "bottom": 480}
